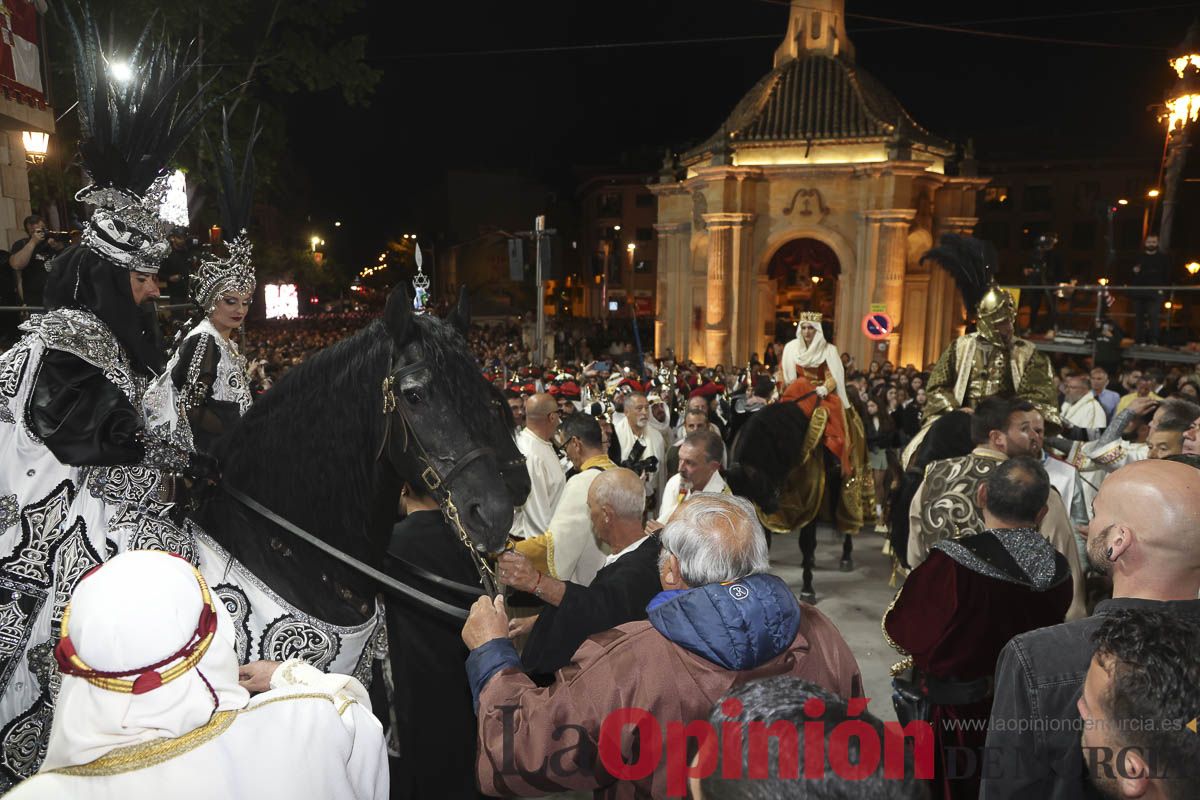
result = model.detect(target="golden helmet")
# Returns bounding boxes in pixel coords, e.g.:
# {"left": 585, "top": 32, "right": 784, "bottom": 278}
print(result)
{"left": 976, "top": 285, "right": 1015, "bottom": 327}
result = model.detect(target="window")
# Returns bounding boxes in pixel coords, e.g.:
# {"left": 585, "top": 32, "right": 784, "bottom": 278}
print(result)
{"left": 1074, "top": 181, "right": 1100, "bottom": 214}
{"left": 597, "top": 192, "right": 622, "bottom": 218}
{"left": 1022, "top": 185, "right": 1053, "bottom": 213}
{"left": 636, "top": 227, "right": 653, "bottom": 242}
{"left": 982, "top": 186, "right": 1010, "bottom": 210}
{"left": 635, "top": 193, "right": 655, "bottom": 208}
{"left": 1071, "top": 221, "right": 1096, "bottom": 250}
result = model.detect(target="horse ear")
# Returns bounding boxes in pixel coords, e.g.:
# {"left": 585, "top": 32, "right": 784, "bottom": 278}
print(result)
{"left": 384, "top": 284, "right": 414, "bottom": 347}
{"left": 447, "top": 286, "right": 470, "bottom": 335}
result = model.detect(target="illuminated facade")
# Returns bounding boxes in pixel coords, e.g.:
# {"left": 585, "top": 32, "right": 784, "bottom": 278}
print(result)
{"left": 651, "top": 0, "right": 988, "bottom": 368}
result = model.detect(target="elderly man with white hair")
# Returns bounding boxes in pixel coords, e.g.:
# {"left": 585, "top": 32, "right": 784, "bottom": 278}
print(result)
{"left": 462, "top": 493, "right": 862, "bottom": 799}
{"left": 9, "top": 550, "right": 387, "bottom": 799}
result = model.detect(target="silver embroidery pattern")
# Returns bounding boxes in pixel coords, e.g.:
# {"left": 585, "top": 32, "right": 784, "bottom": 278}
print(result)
{"left": 351, "top": 603, "right": 387, "bottom": 689}
{"left": 25, "top": 641, "right": 59, "bottom": 700}
{"left": 122, "top": 516, "right": 198, "bottom": 566}
{"left": 84, "top": 465, "right": 161, "bottom": 506}
{"left": 260, "top": 615, "right": 341, "bottom": 672}
{"left": 50, "top": 528, "right": 103, "bottom": 637}
{"left": 934, "top": 528, "right": 1061, "bottom": 590}
{"left": 214, "top": 583, "right": 253, "bottom": 663}
{"left": 0, "top": 346, "right": 30, "bottom": 425}
{"left": 0, "top": 692, "right": 50, "bottom": 780}
{"left": 1, "top": 481, "right": 80, "bottom": 588}
{"left": 25, "top": 310, "right": 139, "bottom": 404}
{"left": 0, "top": 496, "right": 17, "bottom": 534}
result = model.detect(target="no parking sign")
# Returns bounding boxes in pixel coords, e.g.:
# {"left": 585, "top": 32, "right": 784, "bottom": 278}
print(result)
{"left": 861, "top": 311, "right": 893, "bottom": 340}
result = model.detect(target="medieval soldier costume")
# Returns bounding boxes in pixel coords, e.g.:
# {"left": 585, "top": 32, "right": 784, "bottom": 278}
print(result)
{"left": 903, "top": 235, "right": 1060, "bottom": 467}
{"left": 0, "top": 9, "right": 216, "bottom": 787}
{"left": 146, "top": 112, "right": 258, "bottom": 459}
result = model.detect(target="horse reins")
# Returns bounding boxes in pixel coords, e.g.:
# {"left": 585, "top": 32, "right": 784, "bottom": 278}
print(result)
{"left": 223, "top": 355, "right": 525, "bottom": 622}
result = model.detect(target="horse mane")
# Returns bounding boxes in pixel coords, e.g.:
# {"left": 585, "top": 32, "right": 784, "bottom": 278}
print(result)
{"left": 726, "top": 402, "right": 811, "bottom": 513}
{"left": 212, "top": 320, "right": 392, "bottom": 556}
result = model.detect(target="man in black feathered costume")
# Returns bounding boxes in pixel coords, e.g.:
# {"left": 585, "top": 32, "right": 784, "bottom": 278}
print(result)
{"left": 0, "top": 5, "right": 219, "bottom": 785}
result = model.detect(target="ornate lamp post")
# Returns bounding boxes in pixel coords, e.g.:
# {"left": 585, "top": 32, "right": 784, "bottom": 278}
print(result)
{"left": 1158, "top": 21, "right": 1200, "bottom": 251}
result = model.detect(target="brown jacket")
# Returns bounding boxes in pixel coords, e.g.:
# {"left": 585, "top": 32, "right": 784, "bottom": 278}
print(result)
{"left": 476, "top": 605, "right": 861, "bottom": 799}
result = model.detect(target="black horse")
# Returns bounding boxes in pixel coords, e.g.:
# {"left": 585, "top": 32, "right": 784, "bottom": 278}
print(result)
{"left": 195, "top": 286, "right": 528, "bottom": 786}
{"left": 726, "top": 396, "right": 854, "bottom": 603}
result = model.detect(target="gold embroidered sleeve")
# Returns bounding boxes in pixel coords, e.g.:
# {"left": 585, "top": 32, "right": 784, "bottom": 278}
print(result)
{"left": 923, "top": 341, "right": 959, "bottom": 418}
{"left": 1017, "top": 349, "right": 1062, "bottom": 430}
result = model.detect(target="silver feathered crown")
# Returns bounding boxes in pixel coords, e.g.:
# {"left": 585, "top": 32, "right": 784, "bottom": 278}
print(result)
{"left": 192, "top": 231, "right": 255, "bottom": 312}
{"left": 192, "top": 108, "right": 260, "bottom": 312}
{"left": 65, "top": 4, "right": 220, "bottom": 274}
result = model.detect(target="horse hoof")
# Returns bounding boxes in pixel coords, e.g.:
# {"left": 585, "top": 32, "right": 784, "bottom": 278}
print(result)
{"left": 839, "top": 558, "right": 855, "bottom": 572}
{"left": 800, "top": 589, "right": 817, "bottom": 605}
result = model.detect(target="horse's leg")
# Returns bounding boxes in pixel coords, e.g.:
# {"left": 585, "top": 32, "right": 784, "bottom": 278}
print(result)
{"left": 798, "top": 520, "right": 817, "bottom": 604}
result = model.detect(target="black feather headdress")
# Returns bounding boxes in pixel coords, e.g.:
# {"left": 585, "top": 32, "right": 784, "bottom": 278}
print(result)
{"left": 64, "top": 3, "right": 221, "bottom": 274}
{"left": 919, "top": 234, "right": 999, "bottom": 318}
{"left": 190, "top": 108, "right": 261, "bottom": 312}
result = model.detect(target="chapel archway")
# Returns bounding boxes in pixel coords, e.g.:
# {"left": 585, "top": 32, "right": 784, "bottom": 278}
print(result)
{"left": 766, "top": 237, "right": 841, "bottom": 343}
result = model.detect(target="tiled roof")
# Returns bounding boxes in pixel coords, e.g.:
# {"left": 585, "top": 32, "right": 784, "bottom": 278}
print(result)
{"left": 690, "top": 54, "right": 952, "bottom": 158}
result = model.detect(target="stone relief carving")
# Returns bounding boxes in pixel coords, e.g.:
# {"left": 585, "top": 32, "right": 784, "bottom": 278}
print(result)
{"left": 782, "top": 187, "right": 830, "bottom": 221}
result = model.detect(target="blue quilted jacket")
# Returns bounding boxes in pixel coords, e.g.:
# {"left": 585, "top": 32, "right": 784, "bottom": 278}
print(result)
{"left": 646, "top": 573, "right": 802, "bottom": 671}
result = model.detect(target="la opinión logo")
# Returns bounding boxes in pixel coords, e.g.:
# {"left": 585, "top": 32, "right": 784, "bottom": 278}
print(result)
{"left": 498, "top": 697, "right": 934, "bottom": 797}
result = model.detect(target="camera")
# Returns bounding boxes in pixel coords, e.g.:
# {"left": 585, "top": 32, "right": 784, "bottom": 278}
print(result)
{"left": 622, "top": 454, "right": 658, "bottom": 476}
{"left": 42, "top": 229, "right": 74, "bottom": 243}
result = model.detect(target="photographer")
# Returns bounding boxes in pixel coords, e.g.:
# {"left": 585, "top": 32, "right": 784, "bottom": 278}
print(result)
{"left": 157, "top": 227, "right": 196, "bottom": 300}
{"left": 9, "top": 215, "right": 66, "bottom": 310}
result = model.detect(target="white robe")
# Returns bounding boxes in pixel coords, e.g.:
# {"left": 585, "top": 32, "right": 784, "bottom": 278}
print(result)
{"left": 510, "top": 428, "right": 566, "bottom": 540}
{"left": 1060, "top": 394, "right": 1106, "bottom": 431}
{"left": 9, "top": 661, "right": 387, "bottom": 800}
{"left": 541, "top": 459, "right": 612, "bottom": 586}
{"left": 657, "top": 471, "right": 729, "bottom": 523}
{"left": 613, "top": 416, "right": 667, "bottom": 508}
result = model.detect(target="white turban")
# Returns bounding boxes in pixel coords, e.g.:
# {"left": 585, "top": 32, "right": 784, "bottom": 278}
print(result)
{"left": 41, "top": 550, "right": 249, "bottom": 772}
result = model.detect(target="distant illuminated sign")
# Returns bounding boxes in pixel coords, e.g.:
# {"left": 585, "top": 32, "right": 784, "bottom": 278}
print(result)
{"left": 265, "top": 284, "right": 299, "bottom": 319}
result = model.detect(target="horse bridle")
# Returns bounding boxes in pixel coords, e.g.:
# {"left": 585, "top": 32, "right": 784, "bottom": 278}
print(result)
{"left": 379, "top": 358, "right": 524, "bottom": 597}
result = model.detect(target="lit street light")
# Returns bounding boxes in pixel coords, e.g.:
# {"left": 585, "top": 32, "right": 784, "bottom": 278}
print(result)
{"left": 1159, "top": 21, "right": 1200, "bottom": 251}
{"left": 109, "top": 61, "right": 133, "bottom": 83}
{"left": 1187, "top": 261, "right": 1200, "bottom": 275}
{"left": 334, "top": 221, "right": 342, "bottom": 227}
{"left": 21, "top": 131, "right": 48, "bottom": 165}
{"left": 310, "top": 235, "right": 321, "bottom": 252}
{"left": 1117, "top": 198, "right": 1129, "bottom": 206}
{"left": 1148, "top": 188, "right": 1161, "bottom": 198}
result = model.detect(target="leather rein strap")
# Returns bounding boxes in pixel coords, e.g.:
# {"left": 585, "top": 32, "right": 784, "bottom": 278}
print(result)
{"left": 379, "top": 359, "right": 508, "bottom": 597}
{"left": 223, "top": 484, "right": 471, "bottom": 621}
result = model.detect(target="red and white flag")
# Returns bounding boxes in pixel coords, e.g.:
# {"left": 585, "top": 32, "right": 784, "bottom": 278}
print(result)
{"left": 0, "top": 1, "right": 45, "bottom": 105}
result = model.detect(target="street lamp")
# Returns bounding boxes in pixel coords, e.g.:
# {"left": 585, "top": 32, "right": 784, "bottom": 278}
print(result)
{"left": 20, "top": 131, "right": 48, "bottom": 165}
{"left": 1158, "top": 20, "right": 1200, "bottom": 251}
{"left": 626, "top": 243, "right": 636, "bottom": 254}
{"left": 1148, "top": 188, "right": 1161, "bottom": 198}
{"left": 334, "top": 221, "right": 342, "bottom": 227}
{"left": 310, "top": 235, "right": 321, "bottom": 252}
{"left": 1117, "top": 198, "right": 1129, "bottom": 206}
{"left": 1187, "top": 261, "right": 1200, "bottom": 275}
{"left": 109, "top": 61, "right": 133, "bottom": 83}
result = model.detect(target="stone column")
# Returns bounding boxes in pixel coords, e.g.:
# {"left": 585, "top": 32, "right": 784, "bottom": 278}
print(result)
{"left": 862, "top": 209, "right": 916, "bottom": 363}
{"left": 654, "top": 222, "right": 689, "bottom": 358}
{"left": 701, "top": 213, "right": 753, "bottom": 367}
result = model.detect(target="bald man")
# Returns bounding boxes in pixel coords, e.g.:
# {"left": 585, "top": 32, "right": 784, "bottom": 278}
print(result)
{"left": 982, "top": 459, "right": 1200, "bottom": 800}
{"left": 496, "top": 468, "right": 663, "bottom": 679}
{"left": 510, "top": 393, "right": 566, "bottom": 540}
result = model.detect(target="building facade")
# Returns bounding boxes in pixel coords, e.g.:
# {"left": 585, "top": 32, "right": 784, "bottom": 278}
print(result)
{"left": 652, "top": 0, "right": 986, "bottom": 369}
{"left": 576, "top": 173, "right": 658, "bottom": 320}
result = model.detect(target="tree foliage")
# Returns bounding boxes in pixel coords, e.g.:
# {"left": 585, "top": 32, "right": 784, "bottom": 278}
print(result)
{"left": 38, "top": 0, "right": 379, "bottom": 281}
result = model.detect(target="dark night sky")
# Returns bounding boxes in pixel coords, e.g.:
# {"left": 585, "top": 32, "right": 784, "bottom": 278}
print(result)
{"left": 287, "top": 1, "right": 1198, "bottom": 268}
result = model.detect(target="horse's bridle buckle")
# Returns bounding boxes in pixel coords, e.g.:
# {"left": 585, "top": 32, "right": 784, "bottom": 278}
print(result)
{"left": 421, "top": 465, "right": 442, "bottom": 491}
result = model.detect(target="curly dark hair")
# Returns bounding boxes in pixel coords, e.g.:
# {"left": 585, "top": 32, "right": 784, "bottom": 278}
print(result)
{"left": 1090, "top": 609, "right": 1200, "bottom": 799}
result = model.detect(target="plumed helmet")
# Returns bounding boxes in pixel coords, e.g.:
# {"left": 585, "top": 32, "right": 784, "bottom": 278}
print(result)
{"left": 976, "top": 285, "right": 1016, "bottom": 343}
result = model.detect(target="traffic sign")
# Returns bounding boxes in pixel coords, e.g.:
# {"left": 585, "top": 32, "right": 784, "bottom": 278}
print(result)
{"left": 862, "top": 311, "right": 893, "bottom": 341}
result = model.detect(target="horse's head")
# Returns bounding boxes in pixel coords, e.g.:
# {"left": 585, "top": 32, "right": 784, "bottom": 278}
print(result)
{"left": 380, "top": 285, "right": 528, "bottom": 555}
